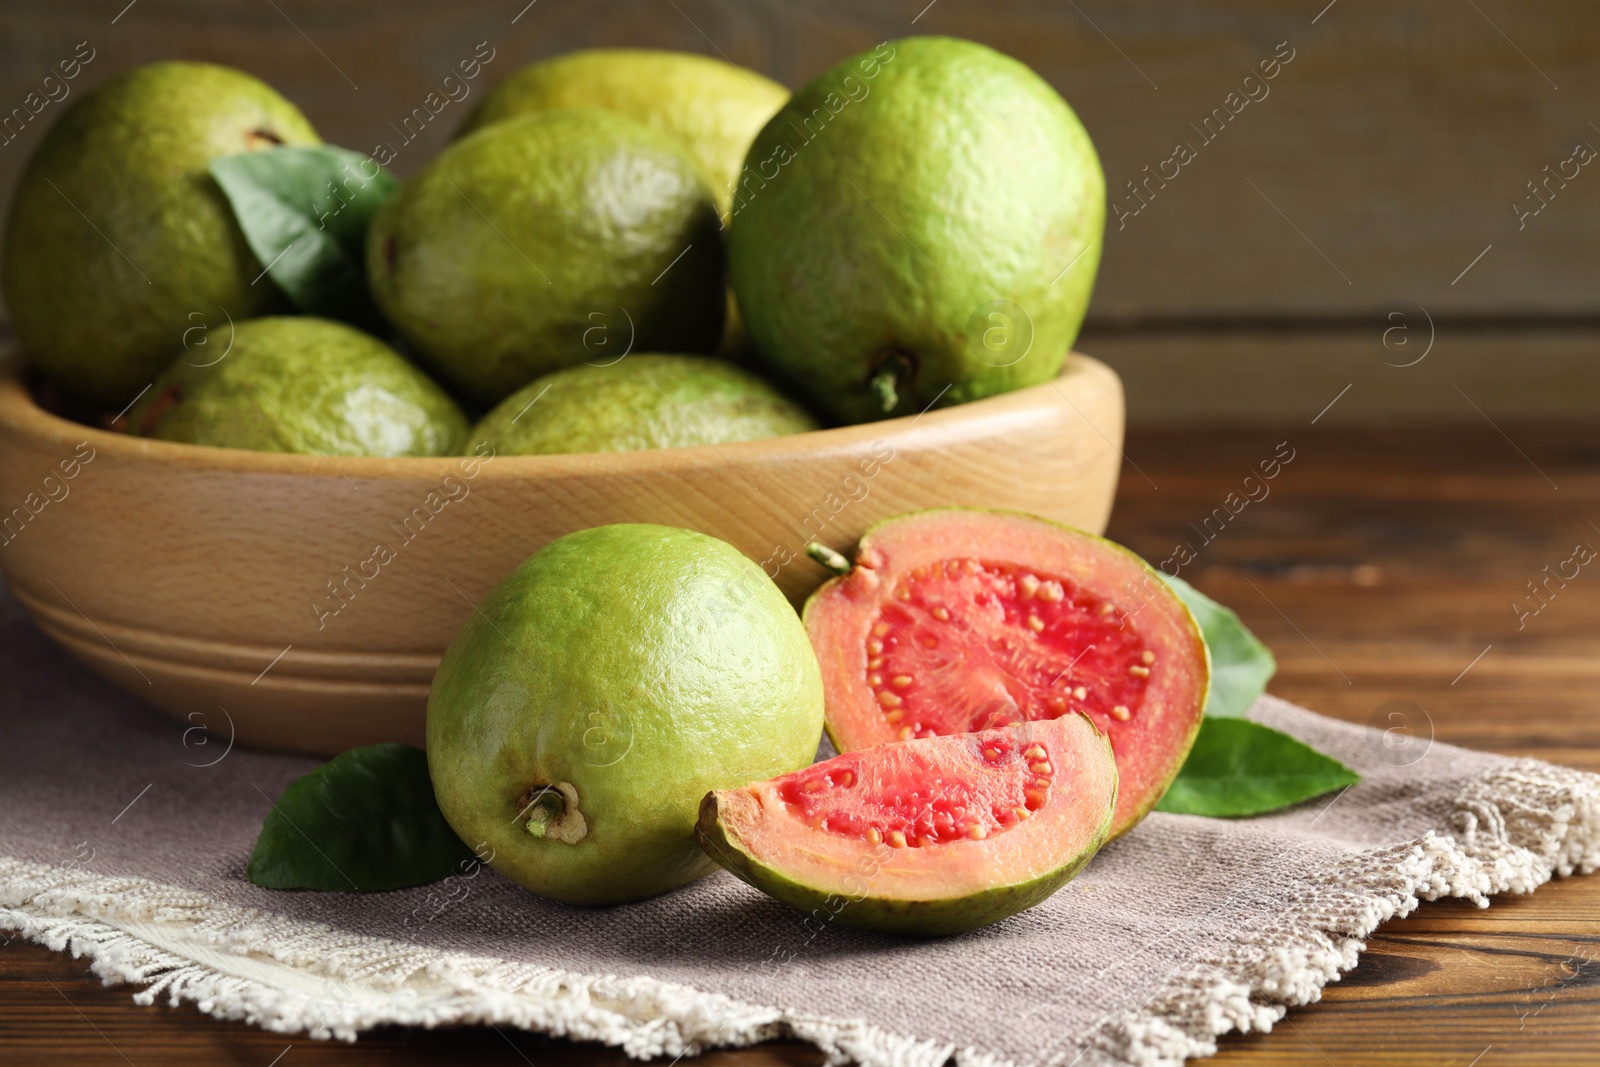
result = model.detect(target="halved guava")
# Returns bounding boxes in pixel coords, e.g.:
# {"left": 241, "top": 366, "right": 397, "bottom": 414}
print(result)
{"left": 697, "top": 713, "right": 1116, "bottom": 936}
{"left": 805, "top": 509, "right": 1209, "bottom": 840}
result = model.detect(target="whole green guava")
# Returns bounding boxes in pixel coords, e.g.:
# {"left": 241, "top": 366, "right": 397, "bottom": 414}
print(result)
{"left": 456, "top": 50, "right": 787, "bottom": 358}
{"left": 467, "top": 354, "right": 817, "bottom": 456}
{"left": 2, "top": 61, "right": 319, "bottom": 408}
{"left": 127, "top": 316, "right": 467, "bottom": 457}
{"left": 728, "top": 36, "right": 1105, "bottom": 423}
{"left": 367, "top": 110, "right": 725, "bottom": 408}
{"left": 458, "top": 48, "right": 788, "bottom": 219}
{"left": 426, "top": 524, "right": 825, "bottom": 906}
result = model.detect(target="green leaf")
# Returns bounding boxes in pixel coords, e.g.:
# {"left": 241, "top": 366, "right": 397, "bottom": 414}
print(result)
{"left": 247, "top": 742, "right": 479, "bottom": 891}
{"left": 1160, "top": 572, "right": 1276, "bottom": 717}
{"left": 208, "top": 145, "right": 398, "bottom": 325}
{"left": 1156, "top": 717, "right": 1359, "bottom": 817}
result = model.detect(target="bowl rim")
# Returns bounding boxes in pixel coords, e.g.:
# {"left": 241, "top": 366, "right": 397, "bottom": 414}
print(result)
{"left": 0, "top": 349, "right": 1109, "bottom": 480}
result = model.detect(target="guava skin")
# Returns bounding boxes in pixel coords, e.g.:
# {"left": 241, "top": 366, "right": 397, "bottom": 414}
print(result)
{"left": 367, "top": 109, "right": 726, "bottom": 409}
{"left": 127, "top": 316, "right": 468, "bottom": 457}
{"left": 728, "top": 36, "right": 1105, "bottom": 423}
{"left": 467, "top": 354, "right": 818, "bottom": 456}
{"left": 456, "top": 50, "right": 787, "bottom": 359}
{"left": 458, "top": 49, "right": 789, "bottom": 219}
{"left": 2, "top": 62, "right": 320, "bottom": 408}
{"left": 426, "top": 524, "right": 826, "bottom": 906}
{"left": 698, "top": 794, "right": 1109, "bottom": 937}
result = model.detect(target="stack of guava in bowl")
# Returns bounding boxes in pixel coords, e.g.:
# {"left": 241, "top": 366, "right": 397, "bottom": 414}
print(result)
{"left": 3, "top": 38, "right": 1352, "bottom": 935}
{"left": 3, "top": 37, "right": 1099, "bottom": 453}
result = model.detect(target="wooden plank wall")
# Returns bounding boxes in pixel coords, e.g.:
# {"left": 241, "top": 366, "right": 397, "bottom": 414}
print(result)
{"left": 1, "top": 0, "right": 1595, "bottom": 424}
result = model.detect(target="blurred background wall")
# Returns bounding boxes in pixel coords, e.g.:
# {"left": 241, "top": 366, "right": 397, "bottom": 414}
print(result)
{"left": 1, "top": 0, "right": 1595, "bottom": 425}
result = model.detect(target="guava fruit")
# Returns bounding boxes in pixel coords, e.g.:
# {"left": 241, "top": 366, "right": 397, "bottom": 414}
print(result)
{"left": 426, "top": 524, "right": 825, "bottom": 906}
{"left": 458, "top": 48, "right": 788, "bottom": 220}
{"left": 467, "top": 354, "right": 818, "bottom": 456}
{"left": 458, "top": 49, "right": 785, "bottom": 359}
{"left": 2, "top": 61, "right": 319, "bottom": 408}
{"left": 697, "top": 713, "right": 1116, "bottom": 936}
{"left": 805, "top": 509, "right": 1208, "bottom": 840}
{"left": 728, "top": 36, "right": 1105, "bottom": 423}
{"left": 367, "top": 109, "right": 725, "bottom": 408}
{"left": 127, "top": 316, "right": 467, "bottom": 457}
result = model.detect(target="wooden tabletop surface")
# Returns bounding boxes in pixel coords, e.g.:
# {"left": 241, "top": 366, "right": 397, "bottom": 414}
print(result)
{"left": 5, "top": 425, "right": 1598, "bottom": 1066}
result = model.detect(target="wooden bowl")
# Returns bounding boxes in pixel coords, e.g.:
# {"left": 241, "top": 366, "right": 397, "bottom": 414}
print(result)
{"left": 0, "top": 353, "right": 1124, "bottom": 755}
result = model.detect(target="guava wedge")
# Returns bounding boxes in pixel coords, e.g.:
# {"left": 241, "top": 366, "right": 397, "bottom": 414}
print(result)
{"left": 698, "top": 714, "right": 1115, "bottom": 936}
{"left": 805, "top": 509, "right": 1209, "bottom": 840}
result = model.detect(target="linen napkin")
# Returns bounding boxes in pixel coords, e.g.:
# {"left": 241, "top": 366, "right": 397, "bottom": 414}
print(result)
{"left": 1, "top": 583, "right": 1595, "bottom": 1067}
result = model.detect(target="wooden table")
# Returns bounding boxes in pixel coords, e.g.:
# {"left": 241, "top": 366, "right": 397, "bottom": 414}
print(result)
{"left": 5, "top": 426, "right": 1598, "bottom": 1066}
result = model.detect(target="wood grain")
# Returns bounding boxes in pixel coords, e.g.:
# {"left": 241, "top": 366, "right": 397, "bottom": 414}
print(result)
{"left": 1080, "top": 322, "right": 1600, "bottom": 425}
{"left": 5, "top": 424, "right": 1599, "bottom": 1065}
{"left": 0, "top": 353, "right": 1123, "bottom": 755}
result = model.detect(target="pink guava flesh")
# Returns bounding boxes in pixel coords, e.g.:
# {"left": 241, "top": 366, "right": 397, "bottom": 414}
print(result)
{"left": 806, "top": 509, "right": 1209, "bottom": 838}
{"left": 697, "top": 714, "right": 1118, "bottom": 934}
{"left": 776, "top": 720, "right": 1067, "bottom": 848}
